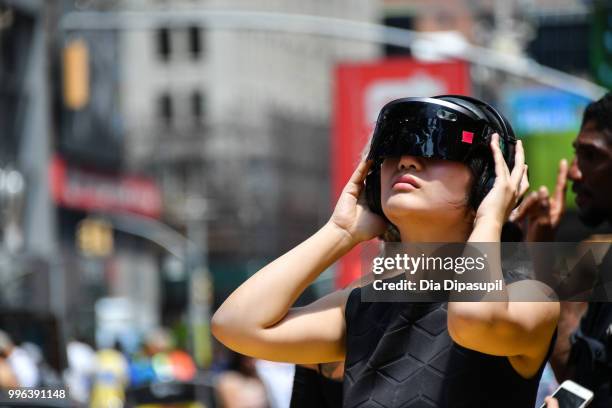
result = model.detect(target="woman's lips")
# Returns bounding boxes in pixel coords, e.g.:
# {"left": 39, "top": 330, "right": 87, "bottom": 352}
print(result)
{"left": 392, "top": 174, "right": 421, "bottom": 191}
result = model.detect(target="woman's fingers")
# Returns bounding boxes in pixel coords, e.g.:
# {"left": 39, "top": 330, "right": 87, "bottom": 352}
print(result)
{"left": 518, "top": 164, "right": 529, "bottom": 197}
{"left": 342, "top": 159, "right": 373, "bottom": 197}
{"left": 510, "top": 140, "right": 526, "bottom": 188}
{"left": 490, "top": 133, "right": 510, "bottom": 180}
{"left": 348, "top": 159, "right": 373, "bottom": 185}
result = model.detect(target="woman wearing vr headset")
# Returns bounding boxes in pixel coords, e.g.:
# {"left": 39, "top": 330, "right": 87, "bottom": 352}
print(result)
{"left": 212, "top": 95, "right": 559, "bottom": 407}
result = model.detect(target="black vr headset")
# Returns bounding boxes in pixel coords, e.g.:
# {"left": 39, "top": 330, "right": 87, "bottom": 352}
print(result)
{"left": 365, "top": 95, "right": 517, "bottom": 218}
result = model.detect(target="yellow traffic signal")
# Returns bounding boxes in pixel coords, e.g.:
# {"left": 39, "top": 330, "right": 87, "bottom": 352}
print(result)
{"left": 76, "top": 218, "right": 113, "bottom": 257}
{"left": 63, "top": 38, "right": 90, "bottom": 110}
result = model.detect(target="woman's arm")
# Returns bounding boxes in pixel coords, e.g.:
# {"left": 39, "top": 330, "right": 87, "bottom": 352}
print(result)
{"left": 447, "top": 135, "right": 559, "bottom": 375}
{"left": 212, "top": 160, "right": 386, "bottom": 363}
{"left": 212, "top": 224, "right": 354, "bottom": 363}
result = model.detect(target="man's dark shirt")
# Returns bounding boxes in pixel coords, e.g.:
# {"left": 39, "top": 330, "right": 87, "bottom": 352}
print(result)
{"left": 569, "top": 247, "right": 612, "bottom": 408}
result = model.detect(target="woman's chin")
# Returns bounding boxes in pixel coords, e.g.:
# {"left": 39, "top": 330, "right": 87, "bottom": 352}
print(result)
{"left": 383, "top": 201, "right": 430, "bottom": 220}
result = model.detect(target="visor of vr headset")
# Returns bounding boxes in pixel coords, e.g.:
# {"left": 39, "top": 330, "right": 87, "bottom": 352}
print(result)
{"left": 366, "top": 97, "right": 515, "bottom": 168}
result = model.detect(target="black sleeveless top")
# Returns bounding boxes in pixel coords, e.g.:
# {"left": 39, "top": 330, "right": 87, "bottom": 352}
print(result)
{"left": 343, "top": 286, "right": 556, "bottom": 408}
{"left": 568, "top": 246, "right": 612, "bottom": 408}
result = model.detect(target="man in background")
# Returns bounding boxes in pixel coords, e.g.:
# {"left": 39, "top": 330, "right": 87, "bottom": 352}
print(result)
{"left": 511, "top": 92, "right": 612, "bottom": 408}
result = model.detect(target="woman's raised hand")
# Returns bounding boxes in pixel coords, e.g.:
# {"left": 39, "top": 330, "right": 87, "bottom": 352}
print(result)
{"left": 328, "top": 159, "right": 387, "bottom": 244}
{"left": 475, "top": 134, "right": 529, "bottom": 228}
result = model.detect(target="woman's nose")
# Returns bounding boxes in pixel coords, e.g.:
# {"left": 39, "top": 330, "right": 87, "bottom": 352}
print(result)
{"left": 398, "top": 155, "right": 422, "bottom": 172}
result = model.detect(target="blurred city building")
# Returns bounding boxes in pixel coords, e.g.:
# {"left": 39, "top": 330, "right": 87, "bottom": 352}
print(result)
{"left": 0, "top": 0, "right": 65, "bottom": 373}
{"left": 117, "top": 0, "right": 379, "bottom": 306}
{"left": 380, "top": 0, "right": 593, "bottom": 92}
{"left": 0, "top": 0, "right": 165, "bottom": 370}
{"left": 54, "top": 0, "right": 164, "bottom": 351}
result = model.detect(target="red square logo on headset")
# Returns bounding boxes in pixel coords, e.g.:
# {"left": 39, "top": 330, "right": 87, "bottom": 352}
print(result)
{"left": 461, "top": 131, "right": 474, "bottom": 144}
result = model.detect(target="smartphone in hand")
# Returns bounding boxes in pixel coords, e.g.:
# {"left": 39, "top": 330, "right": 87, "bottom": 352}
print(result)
{"left": 540, "top": 380, "right": 593, "bottom": 408}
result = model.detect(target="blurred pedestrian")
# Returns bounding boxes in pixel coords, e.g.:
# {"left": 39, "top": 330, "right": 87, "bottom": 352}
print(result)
{"left": 89, "top": 342, "right": 129, "bottom": 408}
{"left": 143, "top": 327, "right": 174, "bottom": 356}
{"left": 0, "top": 355, "right": 18, "bottom": 389}
{"left": 254, "top": 359, "right": 294, "bottom": 408}
{"left": 511, "top": 92, "right": 612, "bottom": 408}
{"left": 64, "top": 337, "right": 96, "bottom": 404}
{"left": 21, "top": 342, "right": 62, "bottom": 387}
{"left": 0, "top": 330, "right": 39, "bottom": 387}
{"left": 216, "top": 352, "right": 270, "bottom": 408}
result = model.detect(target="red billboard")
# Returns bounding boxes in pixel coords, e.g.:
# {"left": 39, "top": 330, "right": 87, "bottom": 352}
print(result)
{"left": 332, "top": 58, "right": 470, "bottom": 288}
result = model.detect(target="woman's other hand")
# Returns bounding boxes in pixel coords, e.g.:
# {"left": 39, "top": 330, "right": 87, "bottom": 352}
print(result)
{"left": 329, "top": 159, "right": 387, "bottom": 244}
{"left": 475, "top": 134, "right": 529, "bottom": 229}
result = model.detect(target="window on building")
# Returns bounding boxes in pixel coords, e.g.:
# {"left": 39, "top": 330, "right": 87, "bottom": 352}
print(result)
{"left": 188, "top": 26, "right": 202, "bottom": 59}
{"left": 191, "top": 90, "right": 204, "bottom": 126}
{"left": 382, "top": 15, "right": 414, "bottom": 57}
{"left": 158, "top": 93, "right": 173, "bottom": 126}
{"left": 157, "top": 27, "right": 171, "bottom": 61}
